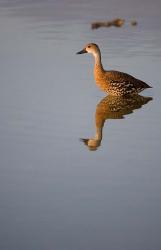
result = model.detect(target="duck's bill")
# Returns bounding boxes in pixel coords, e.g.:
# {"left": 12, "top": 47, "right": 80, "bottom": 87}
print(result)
{"left": 76, "top": 48, "right": 87, "bottom": 54}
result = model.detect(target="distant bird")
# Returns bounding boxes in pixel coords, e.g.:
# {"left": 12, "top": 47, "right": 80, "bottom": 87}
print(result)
{"left": 91, "top": 18, "right": 125, "bottom": 29}
{"left": 77, "top": 43, "right": 152, "bottom": 96}
{"left": 131, "top": 20, "right": 138, "bottom": 26}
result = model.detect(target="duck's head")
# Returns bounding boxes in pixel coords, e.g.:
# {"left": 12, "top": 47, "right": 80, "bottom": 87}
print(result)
{"left": 76, "top": 43, "right": 100, "bottom": 56}
{"left": 80, "top": 138, "right": 101, "bottom": 151}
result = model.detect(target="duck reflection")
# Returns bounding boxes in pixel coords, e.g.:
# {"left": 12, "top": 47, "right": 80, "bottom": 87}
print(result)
{"left": 81, "top": 95, "right": 152, "bottom": 151}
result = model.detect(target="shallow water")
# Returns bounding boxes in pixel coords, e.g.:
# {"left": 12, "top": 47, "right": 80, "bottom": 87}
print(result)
{"left": 0, "top": 0, "right": 161, "bottom": 250}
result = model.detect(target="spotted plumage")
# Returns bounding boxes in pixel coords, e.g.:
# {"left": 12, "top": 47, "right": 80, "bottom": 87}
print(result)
{"left": 80, "top": 94, "right": 152, "bottom": 150}
{"left": 77, "top": 43, "right": 152, "bottom": 96}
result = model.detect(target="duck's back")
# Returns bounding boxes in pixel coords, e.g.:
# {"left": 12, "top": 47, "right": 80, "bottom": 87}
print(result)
{"left": 103, "top": 70, "right": 151, "bottom": 96}
{"left": 95, "top": 68, "right": 151, "bottom": 96}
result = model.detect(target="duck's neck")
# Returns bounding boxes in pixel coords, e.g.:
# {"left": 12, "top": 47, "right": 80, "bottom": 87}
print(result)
{"left": 95, "top": 117, "right": 105, "bottom": 141}
{"left": 93, "top": 51, "right": 104, "bottom": 73}
{"left": 94, "top": 126, "right": 103, "bottom": 141}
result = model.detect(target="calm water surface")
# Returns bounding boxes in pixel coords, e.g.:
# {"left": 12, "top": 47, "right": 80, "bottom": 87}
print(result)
{"left": 0, "top": 0, "right": 161, "bottom": 249}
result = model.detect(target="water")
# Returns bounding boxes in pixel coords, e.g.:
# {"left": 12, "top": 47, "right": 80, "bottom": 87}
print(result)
{"left": 0, "top": 0, "right": 161, "bottom": 249}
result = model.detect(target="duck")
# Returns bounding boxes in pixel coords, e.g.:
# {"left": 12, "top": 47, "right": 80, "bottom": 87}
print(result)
{"left": 91, "top": 18, "right": 125, "bottom": 29}
{"left": 81, "top": 94, "right": 152, "bottom": 150}
{"left": 77, "top": 43, "right": 152, "bottom": 96}
{"left": 131, "top": 20, "right": 138, "bottom": 26}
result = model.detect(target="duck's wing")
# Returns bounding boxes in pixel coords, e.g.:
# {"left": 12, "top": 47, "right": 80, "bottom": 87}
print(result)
{"left": 96, "top": 94, "right": 152, "bottom": 119}
{"left": 105, "top": 70, "right": 151, "bottom": 91}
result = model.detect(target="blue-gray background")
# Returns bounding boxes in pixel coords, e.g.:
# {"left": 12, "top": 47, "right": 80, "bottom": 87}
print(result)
{"left": 0, "top": 0, "right": 161, "bottom": 249}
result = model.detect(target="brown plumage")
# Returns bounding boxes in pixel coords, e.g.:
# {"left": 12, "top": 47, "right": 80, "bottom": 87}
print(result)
{"left": 91, "top": 18, "right": 125, "bottom": 29}
{"left": 77, "top": 43, "right": 152, "bottom": 96}
{"left": 80, "top": 94, "right": 152, "bottom": 150}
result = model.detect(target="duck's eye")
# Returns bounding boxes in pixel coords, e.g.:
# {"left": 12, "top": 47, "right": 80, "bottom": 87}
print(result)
{"left": 88, "top": 45, "right": 91, "bottom": 48}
